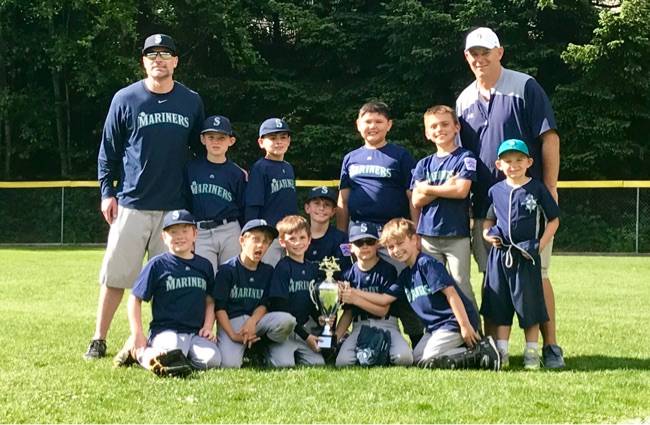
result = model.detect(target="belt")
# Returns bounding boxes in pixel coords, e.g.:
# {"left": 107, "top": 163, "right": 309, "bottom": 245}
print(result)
{"left": 197, "top": 217, "right": 238, "bottom": 230}
{"left": 354, "top": 314, "right": 392, "bottom": 323}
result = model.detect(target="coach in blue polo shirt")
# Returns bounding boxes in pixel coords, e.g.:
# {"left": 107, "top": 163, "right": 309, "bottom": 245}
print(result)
{"left": 455, "top": 27, "right": 563, "bottom": 368}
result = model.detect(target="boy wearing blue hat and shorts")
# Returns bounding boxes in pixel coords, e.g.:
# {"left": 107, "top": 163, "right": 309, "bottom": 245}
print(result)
{"left": 185, "top": 115, "right": 247, "bottom": 273}
{"left": 113, "top": 209, "right": 221, "bottom": 377}
{"left": 245, "top": 118, "right": 297, "bottom": 266}
{"left": 482, "top": 139, "right": 560, "bottom": 369}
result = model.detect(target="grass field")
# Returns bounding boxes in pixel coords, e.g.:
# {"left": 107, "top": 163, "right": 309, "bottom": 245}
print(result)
{"left": 0, "top": 248, "right": 649, "bottom": 423}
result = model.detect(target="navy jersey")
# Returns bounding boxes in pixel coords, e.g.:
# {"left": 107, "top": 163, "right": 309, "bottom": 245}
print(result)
{"left": 213, "top": 256, "right": 274, "bottom": 319}
{"left": 456, "top": 67, "right": 556, "bottom": 217}
{"left": 268, "top": 257, "right": 319, "bottom": 327}
{"left": 411, "top": 147, "right": 477, "bottom": 237}
{"left": 343, "top": 258, "right": 398, "bottom": 319}
{"left": 132, "top": 252, "right": 214, "bottom": 338}
{"left": 487, "top": 178, "right": 560, "bottom": 244}
{"left": 98, "top": 80, "right": 204, "bottom": 210}
{"left": 387, "top": 253, "right": 479, "bottom": 333}
{"left": 244, "top": 158, "right": 297, "bottom": 226}
{"left": 185, "top": 158, "right": 247, "bottom": 222}
{"left": 339, "top": 143, "right": 415, "bottom": 225}
{"left": 305, "top": 226, "right": 352, "bottom": 277}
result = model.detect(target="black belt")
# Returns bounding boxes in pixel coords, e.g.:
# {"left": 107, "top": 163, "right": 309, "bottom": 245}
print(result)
{"left": 197, "top": 217, "right": 238, "bottom": 230}
{"left": 354, "top": 314, "right": 392, "bottom": 323}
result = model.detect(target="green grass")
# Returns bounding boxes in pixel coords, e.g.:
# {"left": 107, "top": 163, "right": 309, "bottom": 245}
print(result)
{"left": 0, "top": 248, "right": 649, "bottom": 423}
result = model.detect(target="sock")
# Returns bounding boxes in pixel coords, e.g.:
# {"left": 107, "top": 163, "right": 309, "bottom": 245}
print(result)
{"left": 525, "top": 341, "right": 539, "bottom": 351}
{"left": 496, "top": 339, "right": 509, "bottom": 356}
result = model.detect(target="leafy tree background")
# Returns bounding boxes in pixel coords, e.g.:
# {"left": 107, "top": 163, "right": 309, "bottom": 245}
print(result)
{"left": 0, "top": 0, "right": 647, "bottom": 182}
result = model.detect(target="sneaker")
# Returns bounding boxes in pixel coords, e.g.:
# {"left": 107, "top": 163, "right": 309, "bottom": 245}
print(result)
{"left": 477, "top": 336, "right": 501, "bottom": 371}
{"left": 113, "top": 346, "right": 137, "bottom": 368}
{"left": 523, "top": 347, "right": 541, "bottom": 370}
{"left": 149, "top": 349, "right": 193, "bottom": 377}
{"left": 542, "top": 344, "right": 565, "bottom": 369}
{"left": 499, "top": 350, "right": 510, "bottom": 369}
{"left": 83, "top": 339, "right": 107, "bottom": 360}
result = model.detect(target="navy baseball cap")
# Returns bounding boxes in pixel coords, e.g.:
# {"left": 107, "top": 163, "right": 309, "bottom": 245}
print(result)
{"left": 497, "top": 139, "right": 530, "bottom": 157}
{"left": 348, "top": 221, "right": 380, "bottom": 242}
{"left": 241, "top": 219, "right": 279, "bottom": 239}
{"left": 142, "top": 34, "right": 177, "bottom": 55}
{"left": 163, "top": 209, "right": 195, "bottom": 230}
{"left": 201, "top": 115, "right": 234, "bottom": 135}
{"left": 307, "top": 186, "right": 337, "bottom": 203}
{"left": 259, "top": 118, "right": 291, "bottom": 137}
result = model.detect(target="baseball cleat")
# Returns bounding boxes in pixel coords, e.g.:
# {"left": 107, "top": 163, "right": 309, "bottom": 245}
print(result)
{"left": 83, "top": 339, "right": 107, "bottom": 360}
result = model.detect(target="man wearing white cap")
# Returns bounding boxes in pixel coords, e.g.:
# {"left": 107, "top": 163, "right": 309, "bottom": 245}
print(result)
{"left": 455, "top": 27, "right": 564, "bottom": 368}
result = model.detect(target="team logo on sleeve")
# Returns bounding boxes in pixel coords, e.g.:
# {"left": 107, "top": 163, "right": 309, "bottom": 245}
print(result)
{"left": 464, "top": 157, "right": 477, "bottom": 171}
{"left": 522, "top": 194, "right": 538, "bottom": 212}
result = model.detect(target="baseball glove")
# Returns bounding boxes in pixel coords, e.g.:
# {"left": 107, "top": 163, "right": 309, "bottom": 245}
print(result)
{"left": 149, "top": 348, "right": 193, "bottom": 377}
{"left": 355, "top": 325, "right": 391, "bottom": 366}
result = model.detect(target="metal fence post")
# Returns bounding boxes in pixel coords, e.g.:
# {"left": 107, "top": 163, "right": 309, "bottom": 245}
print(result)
{"left": 634, "top": 187, "right": 641, "bottom": 254}
{"left": 60, "top": 187, "right": 65, "bottom": 245}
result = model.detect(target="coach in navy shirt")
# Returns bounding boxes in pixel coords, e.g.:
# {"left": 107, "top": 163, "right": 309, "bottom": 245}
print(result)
{"left": 86, "top": 34, "right": 204, "bottom": 360}
{"left": 456, "top": 27, "right": 563, "bottom": 367}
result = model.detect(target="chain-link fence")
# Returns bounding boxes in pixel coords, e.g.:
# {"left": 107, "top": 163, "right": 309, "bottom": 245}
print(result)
{"left": 1, "top": 181, "right": 649, "bottom": 253}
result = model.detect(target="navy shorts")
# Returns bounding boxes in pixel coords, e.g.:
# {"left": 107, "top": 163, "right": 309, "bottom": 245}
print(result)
{"left": 480, "top": 247, "right": 549, "bottom": 329}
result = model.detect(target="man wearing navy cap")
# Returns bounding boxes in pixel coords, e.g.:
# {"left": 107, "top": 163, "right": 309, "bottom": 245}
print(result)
{"left": 456, "top": 27, "right": 563, "bottom": 368}
{"left": 87, "top": 33, "right": 205, "bottom": 360}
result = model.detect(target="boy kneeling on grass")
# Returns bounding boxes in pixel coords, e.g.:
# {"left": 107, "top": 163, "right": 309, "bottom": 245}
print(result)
{"left": 113, "top": 209, "right": 221, "bottom": 377}
{"left": 378, "top": 218, "right": 501, "bottom": 370}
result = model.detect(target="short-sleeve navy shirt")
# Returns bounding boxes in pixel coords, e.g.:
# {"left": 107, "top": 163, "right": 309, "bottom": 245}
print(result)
{"left": 244, "top": 158, "right": 297, "bottom": 226}
{"left": 343, "top": 258, "right": 399, "bottom": 319}
{"left": 132, "top": 252, "right": 215, "bottom": 338}
{"left": 411, "top": 147, "right": 477, "bottom": 237}
{"left": 387, "top": 253, "right": 480, "bottom": 333}
{"left": 339, "top": 143, "right": 415, "bottom": 225}
{"left": 268, "top": 257, "right": 320, "bottom": 326}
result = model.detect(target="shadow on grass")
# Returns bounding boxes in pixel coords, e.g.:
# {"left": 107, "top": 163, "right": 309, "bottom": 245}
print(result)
{"left": 505, "top": 355, "right": 650, "bottom": 371}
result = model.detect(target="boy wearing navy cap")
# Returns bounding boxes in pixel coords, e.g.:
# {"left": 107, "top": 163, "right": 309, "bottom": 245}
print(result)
{"left": 481, "top": 139, "right": 560, "bottom": 369}
{"left": 379, "top": 218, "right": 500, "bottom": 370}
{"left": 213, "top": 219, "right": 296, "bottom": 368}
{"left": 304, "top": 186, "right": 351, "bottom": 276}
{"left": 411, "top": 105, "right": 478, "bottom": 310}
{"left": 334, "top": 221, "right": 413, "bottom": 367}
{"left": 185, "top": 115, "right": 247, "bottom": 273}
{"left": 113, "top": 209, "right": 221, "bottom": 377}
{"left": 244, "top": 118, "right": 297, "bottom": 266}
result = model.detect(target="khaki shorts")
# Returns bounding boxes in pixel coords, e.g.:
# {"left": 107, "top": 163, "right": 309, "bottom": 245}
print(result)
{"left": 472, "top": 218, "right": 553, "bottom": 279}
{"left": 99, "top": 206, "right": 166, "bottom": 289}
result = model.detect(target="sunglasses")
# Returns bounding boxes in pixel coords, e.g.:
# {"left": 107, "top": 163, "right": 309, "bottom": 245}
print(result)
{"left": 144, "top": 51, "right": 174, "bottom": 60}
{"left": 352, "top": 238, "right": 377, "bottom": 247}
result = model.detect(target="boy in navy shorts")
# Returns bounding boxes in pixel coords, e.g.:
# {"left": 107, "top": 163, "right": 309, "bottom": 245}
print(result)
{"left": 185, "top": 115, "right": 247, "bottom": 273}
{"left": 304, "top": 186, "right": 351, "bottom": 276}
{"left": 336, "top": 101, "right": 423, "bottom": 347}
{"left": 482, "top": 139, "right": 560, "bottom": 369}
{"left": 334, "top": 221, "right": 413, "bottom": 367}
{"left": 245, "top": 118, "right": 297, "bottom": 266}
{"left": 213, "top": 219, "right": 296, "bottom": 368}
{"left": 113, "top": 209, "right": 220, "bottom": 376}
{"left": 378, "top": 218, "right": 500, "bottom": 370}
{"left": 266, "top": 215, "right": 325, "bottom": 367}
{"left": 411, "top": 105, "right": 478, "bottom": 310}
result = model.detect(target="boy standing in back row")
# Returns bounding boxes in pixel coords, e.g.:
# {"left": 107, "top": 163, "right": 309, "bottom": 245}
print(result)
{"left": 245, "top": 118, "right": 297, "bottom": 266}
{"left": 185, "top": 115, "right": 247, "bottom": 273}
{"left": 411, "top": 105, "right": 478, "bottom": 310}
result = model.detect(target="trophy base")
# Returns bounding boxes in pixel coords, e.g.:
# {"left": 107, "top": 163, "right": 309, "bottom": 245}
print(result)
{"left": 317, "top": 335, "right": 333, "bottom": 349}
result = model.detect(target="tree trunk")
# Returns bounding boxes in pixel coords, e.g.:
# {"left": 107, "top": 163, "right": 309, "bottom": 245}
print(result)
{"left": 52, "top": 70, "right": 68, "bottom": 178}
{"left": 0, "top": 20, "right": 8, "bottom": 178}
{"left": 65, "top": 80, "right": 71, "bottom": 174}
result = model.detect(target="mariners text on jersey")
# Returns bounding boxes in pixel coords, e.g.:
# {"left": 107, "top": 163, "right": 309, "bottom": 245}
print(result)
{"left": 404, "top": 284, "right": 431, "bottom": 304}
{"left": 229, "top": 285, "right": 264, "bottom": 300}
{"left": 165, "top": 275, "right": 207, "bottom": 292}
{"left": 349, "top": 164, "right": 392, "bottom": 178}
{"left": 190, "top": 181, "right": 233, "bottom": 202}
{"left": 270, "top": 178, "right": 296, "bottom": 194}
{"left": 287, "top": 278, "right": 311, "bottom": 293}
{"left": 137, "top": 111, "right": 190, "bottom": 129}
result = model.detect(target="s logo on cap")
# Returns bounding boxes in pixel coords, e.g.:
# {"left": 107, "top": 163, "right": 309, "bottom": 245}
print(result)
{"left": 172, "top": 210, "right": 180, "bottom": 219}
{"left": 154, "top": 34, "right": 162, "bottom": 44}
{"left": 275, "top": 119, "right": 283, "bottom": 128}
{"left": 320, "top": 186, "right": 328, "bottom": 194}
{"left": 360, "top": 223, "right": 368, "bottom": 233}
{"left": 213, "top": 117, "right": 221, "bottom": 127}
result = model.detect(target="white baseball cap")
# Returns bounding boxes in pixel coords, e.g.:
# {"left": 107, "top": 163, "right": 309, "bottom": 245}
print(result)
{"left": 465, "top": 27, "right": 500, "bottom": 51}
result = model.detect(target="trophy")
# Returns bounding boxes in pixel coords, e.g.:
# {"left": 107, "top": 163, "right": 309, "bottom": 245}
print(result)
{"left": 309, "top": 256, "right": 342, "bottom": 349}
